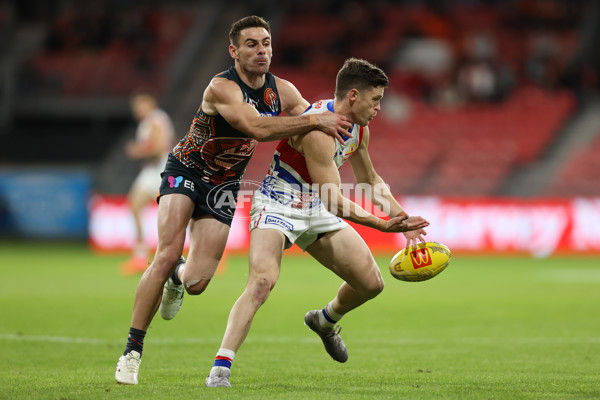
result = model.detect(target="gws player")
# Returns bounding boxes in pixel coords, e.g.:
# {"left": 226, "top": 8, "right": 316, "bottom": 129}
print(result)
{"left": 114, "top": 15, "right": 352, "bottom": 385}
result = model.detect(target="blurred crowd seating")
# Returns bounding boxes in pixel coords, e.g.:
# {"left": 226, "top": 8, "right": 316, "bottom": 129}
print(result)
{"left": 10, "top": 0, "right": 598, "bottom": 197}
{"left": 373, "top": 86, "right": 574, "bottom": 196}
{"left": 19, "top": 5, "right": 192, "bottom": 96}
{"left": 247, "top": 82, "right": 575, "bottom": 196}
{"left": 258, "top": 0, "right": 589, "bottom": 197}
{"left": 545, "top": 134, "right": 600, "bottom": 197}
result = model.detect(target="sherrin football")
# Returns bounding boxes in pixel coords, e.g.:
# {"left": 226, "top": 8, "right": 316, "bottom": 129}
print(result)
{"left": 389, "top": 241, "right": 451, "bottom": 282}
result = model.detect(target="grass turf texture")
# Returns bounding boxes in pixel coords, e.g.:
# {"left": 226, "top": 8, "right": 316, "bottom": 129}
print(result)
{"left": 0, "top": 241, "right": 599, "bottom": 399}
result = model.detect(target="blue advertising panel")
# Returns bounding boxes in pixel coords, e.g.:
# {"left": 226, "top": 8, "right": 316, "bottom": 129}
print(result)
{"left": 0, "top": 169, "right": 92, "bottom": 238}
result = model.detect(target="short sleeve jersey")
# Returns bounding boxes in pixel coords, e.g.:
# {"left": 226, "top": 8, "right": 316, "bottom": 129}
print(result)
{"left": 172, "top": 66, "right": 281, "bottom": 186}
{"left": 259, "top": 99, "right": 364, "bottom": 205}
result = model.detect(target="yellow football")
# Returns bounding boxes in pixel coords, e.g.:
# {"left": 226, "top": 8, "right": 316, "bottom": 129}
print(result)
{"left": 389, "top": 241, "right": 451, "bottom": 282}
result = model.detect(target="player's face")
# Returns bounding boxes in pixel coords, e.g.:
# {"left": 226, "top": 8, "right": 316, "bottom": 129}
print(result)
{"left": 231, "top": 27, "right": 272, "bottom": 75}
{"left": 130, "top": 95, "right": 154, "bottom": 121}
{"left": 352, "top": 86, "right": 384, "bottom": 126}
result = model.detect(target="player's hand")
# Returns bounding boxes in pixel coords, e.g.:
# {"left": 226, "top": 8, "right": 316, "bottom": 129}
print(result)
{"left": 403, "top": 228, "right": 428, "bottom": 250}
{"left": 380, "top": 215, "right": 429, "bottom": 233}
{"left": 316, "top": 112, "right": 353, "bottom": 144}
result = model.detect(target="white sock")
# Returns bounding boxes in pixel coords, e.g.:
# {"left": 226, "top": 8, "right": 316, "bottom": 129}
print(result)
{"left": 317, "top": 302, "right": 345, "bottom": 328}
{"left": 211, "top": 348, "right": 235, "bottom": 372}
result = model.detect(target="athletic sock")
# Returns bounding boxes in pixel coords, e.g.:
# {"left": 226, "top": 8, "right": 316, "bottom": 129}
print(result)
{"left": 171, "top": 262, "right": 183, "bottom": 285}
{"left": 211, "top": 348, "right": 235, "bottom": 371}
{"left": 318, "top": 302, "right": 345, "bottom": 328}
{"left": 124, "top": 327, "right": 146, "bottom": 356}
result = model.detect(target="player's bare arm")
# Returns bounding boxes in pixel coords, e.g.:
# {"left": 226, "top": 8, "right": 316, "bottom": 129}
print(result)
{"left": 348, "top": 127, "right": 429, "bottom": 246}
{"left": 202, "top": 77, "right": 351, "bottom": 142}
{"left": 302, "top": 130, "right": 428, "bottom": 233}
{"left": 275, "top": 76, "right": 310, "bottom": 116}
{"left": 275, "top": 76, "right": 351, "bottom": 143}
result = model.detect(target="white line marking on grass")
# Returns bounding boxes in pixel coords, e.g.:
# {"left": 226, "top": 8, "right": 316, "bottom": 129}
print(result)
{"left": 1, "top": 334, "right": 599, "bottom": 345}
{"left": 539, "top": 269, "right": 600, "bottom": 283}
{"left": 0, "top": 334, "right": 107, "bottom": 345}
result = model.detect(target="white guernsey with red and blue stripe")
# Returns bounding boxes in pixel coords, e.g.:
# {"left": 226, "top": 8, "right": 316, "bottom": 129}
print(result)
{"left": 257, "top": 99, "right": 364, "bottom": 210}
{"left": 249, "top": 99, "right": 364, "bottom": 250}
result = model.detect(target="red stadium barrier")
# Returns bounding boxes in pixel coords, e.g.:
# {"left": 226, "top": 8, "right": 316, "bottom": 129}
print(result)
{"left": 88, "top": 195, "right": 600, "bottom": 257}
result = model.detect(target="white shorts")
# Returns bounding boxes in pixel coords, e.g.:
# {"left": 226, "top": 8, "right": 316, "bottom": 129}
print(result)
{"left": 249, "top": 191, "right": 348, "bottom": 251}
{"left": 132, "top": 161, "right": 165, "bottom": 197}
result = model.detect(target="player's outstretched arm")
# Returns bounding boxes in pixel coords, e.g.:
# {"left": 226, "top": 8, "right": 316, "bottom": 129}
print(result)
{"left": 346, "top": 127, "right": 429, "bottom": 238}
{"left": 303, "top": 130, "right": 429, "bottom": 233}
{"left": 204, "top": 78, "right": 352, "bottom": 142}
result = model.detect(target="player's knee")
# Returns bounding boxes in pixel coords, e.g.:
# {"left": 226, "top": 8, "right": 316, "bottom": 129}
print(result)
{"left": 148, "top": 252, "right": 181, "bottom": 281}
{"left": 250, "top": 277, "right": 275, "bottom": 306}
{"left": 363, "top": 276, "right": 385, "bottom": 300}
{"left": 183, "top": 278, "right": 211, "bottom": 295}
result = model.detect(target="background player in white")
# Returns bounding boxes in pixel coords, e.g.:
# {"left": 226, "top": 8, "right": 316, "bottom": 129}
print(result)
{"left": 114, "top": 16, "right": 352, "bottom": 385}
{"left": 205, "top": 58, "right": 430, "bottom": 387}
{"left": 121, "top": 89, "right": 174, "bottom": 276}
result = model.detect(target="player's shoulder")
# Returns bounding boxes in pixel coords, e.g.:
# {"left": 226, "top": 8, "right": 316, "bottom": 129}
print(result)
{"left": 147, "top": 108, "right": 171, "bottom": 124}
{"left": 150, "top": 108, "right": 169, "bottom": 118}
{"left": 302, "top": 99, "right": 334, "bottom": 115}
{"left": 301, "top": 128, "right": 337, "bottom": 157}
{"left": 273, "top": 75, "right": 311, "bottom": 115}
{"left": 209, "top": 75, "right": 239, "bottom": 90}
{"left": 273, "top": 75, "right": 301, "bottom": 98}
{"left": 302, "top": 101, "right": 336, "bottom": 142}
{"left": 206, "top": 76, "right": 243, "bottom": 102}
{"left": 273, "top": 74, "right": 295, "bottom": 89}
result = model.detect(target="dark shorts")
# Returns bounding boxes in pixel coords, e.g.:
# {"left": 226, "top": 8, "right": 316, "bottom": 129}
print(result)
{"left": 158, "top": 155, "right": 239, "bottom": 226}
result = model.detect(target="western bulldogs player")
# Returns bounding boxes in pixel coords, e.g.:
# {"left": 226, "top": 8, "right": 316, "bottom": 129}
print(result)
{"left": 205, "top": 58, "right": 430, "bottom": 387}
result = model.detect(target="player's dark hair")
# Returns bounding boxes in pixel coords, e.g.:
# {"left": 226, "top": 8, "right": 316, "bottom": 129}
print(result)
{"left": 229, "top": 15, "right": 271, "bottom": 47}
{"left": 335, "top": 58, "right": 389, "bottom": 99}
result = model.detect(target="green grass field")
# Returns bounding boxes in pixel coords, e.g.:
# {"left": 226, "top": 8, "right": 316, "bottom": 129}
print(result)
{"left": 0, "top": 241, "right": 599, "bottom": 399}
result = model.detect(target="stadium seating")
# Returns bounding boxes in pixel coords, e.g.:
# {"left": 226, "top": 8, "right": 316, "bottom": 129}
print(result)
{"left": 12, "top": 1, "right": 586, "bottom": 198}
{"left": 25, "top": 9, "right": 192, "bottom": 97}
{"left": 545, "top": 135, "right": 600, "bottom": 197}
{"left": 259, "top": 2, "right": 580, "bottom": 197}
{"left": 247, "top": 83, "right": 574, "bottom": 196}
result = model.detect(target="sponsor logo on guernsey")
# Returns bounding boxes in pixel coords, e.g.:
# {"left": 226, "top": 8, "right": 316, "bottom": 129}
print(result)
{"left": 344, "top": 143, "right": 357, "bottom": 158}
{"left": 168, "top": 176, "right": 183, "bottom": 188}
{"left": 263, "top": 88, "right": 278, "bottom": 113}
{"left": 244, "top": 94, "right": 259, "bottom": 110}
{"left": 265, "top": 215, "right": 294, "bottom": 231}
{"left": 244, "top": 93, "right": 277, "bottom": 116}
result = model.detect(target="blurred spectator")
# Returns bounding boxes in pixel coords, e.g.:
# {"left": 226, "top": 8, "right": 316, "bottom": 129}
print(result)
{"left": 525, "top": 32, "right": 563, "bottom": 89}
{"left": 455, "top": 32, "right": 514, "bottom": 103}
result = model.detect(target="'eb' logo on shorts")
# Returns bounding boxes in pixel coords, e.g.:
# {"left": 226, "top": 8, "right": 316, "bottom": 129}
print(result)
{"left": 168, "top": 176, "right": 194, "bottom": 191}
